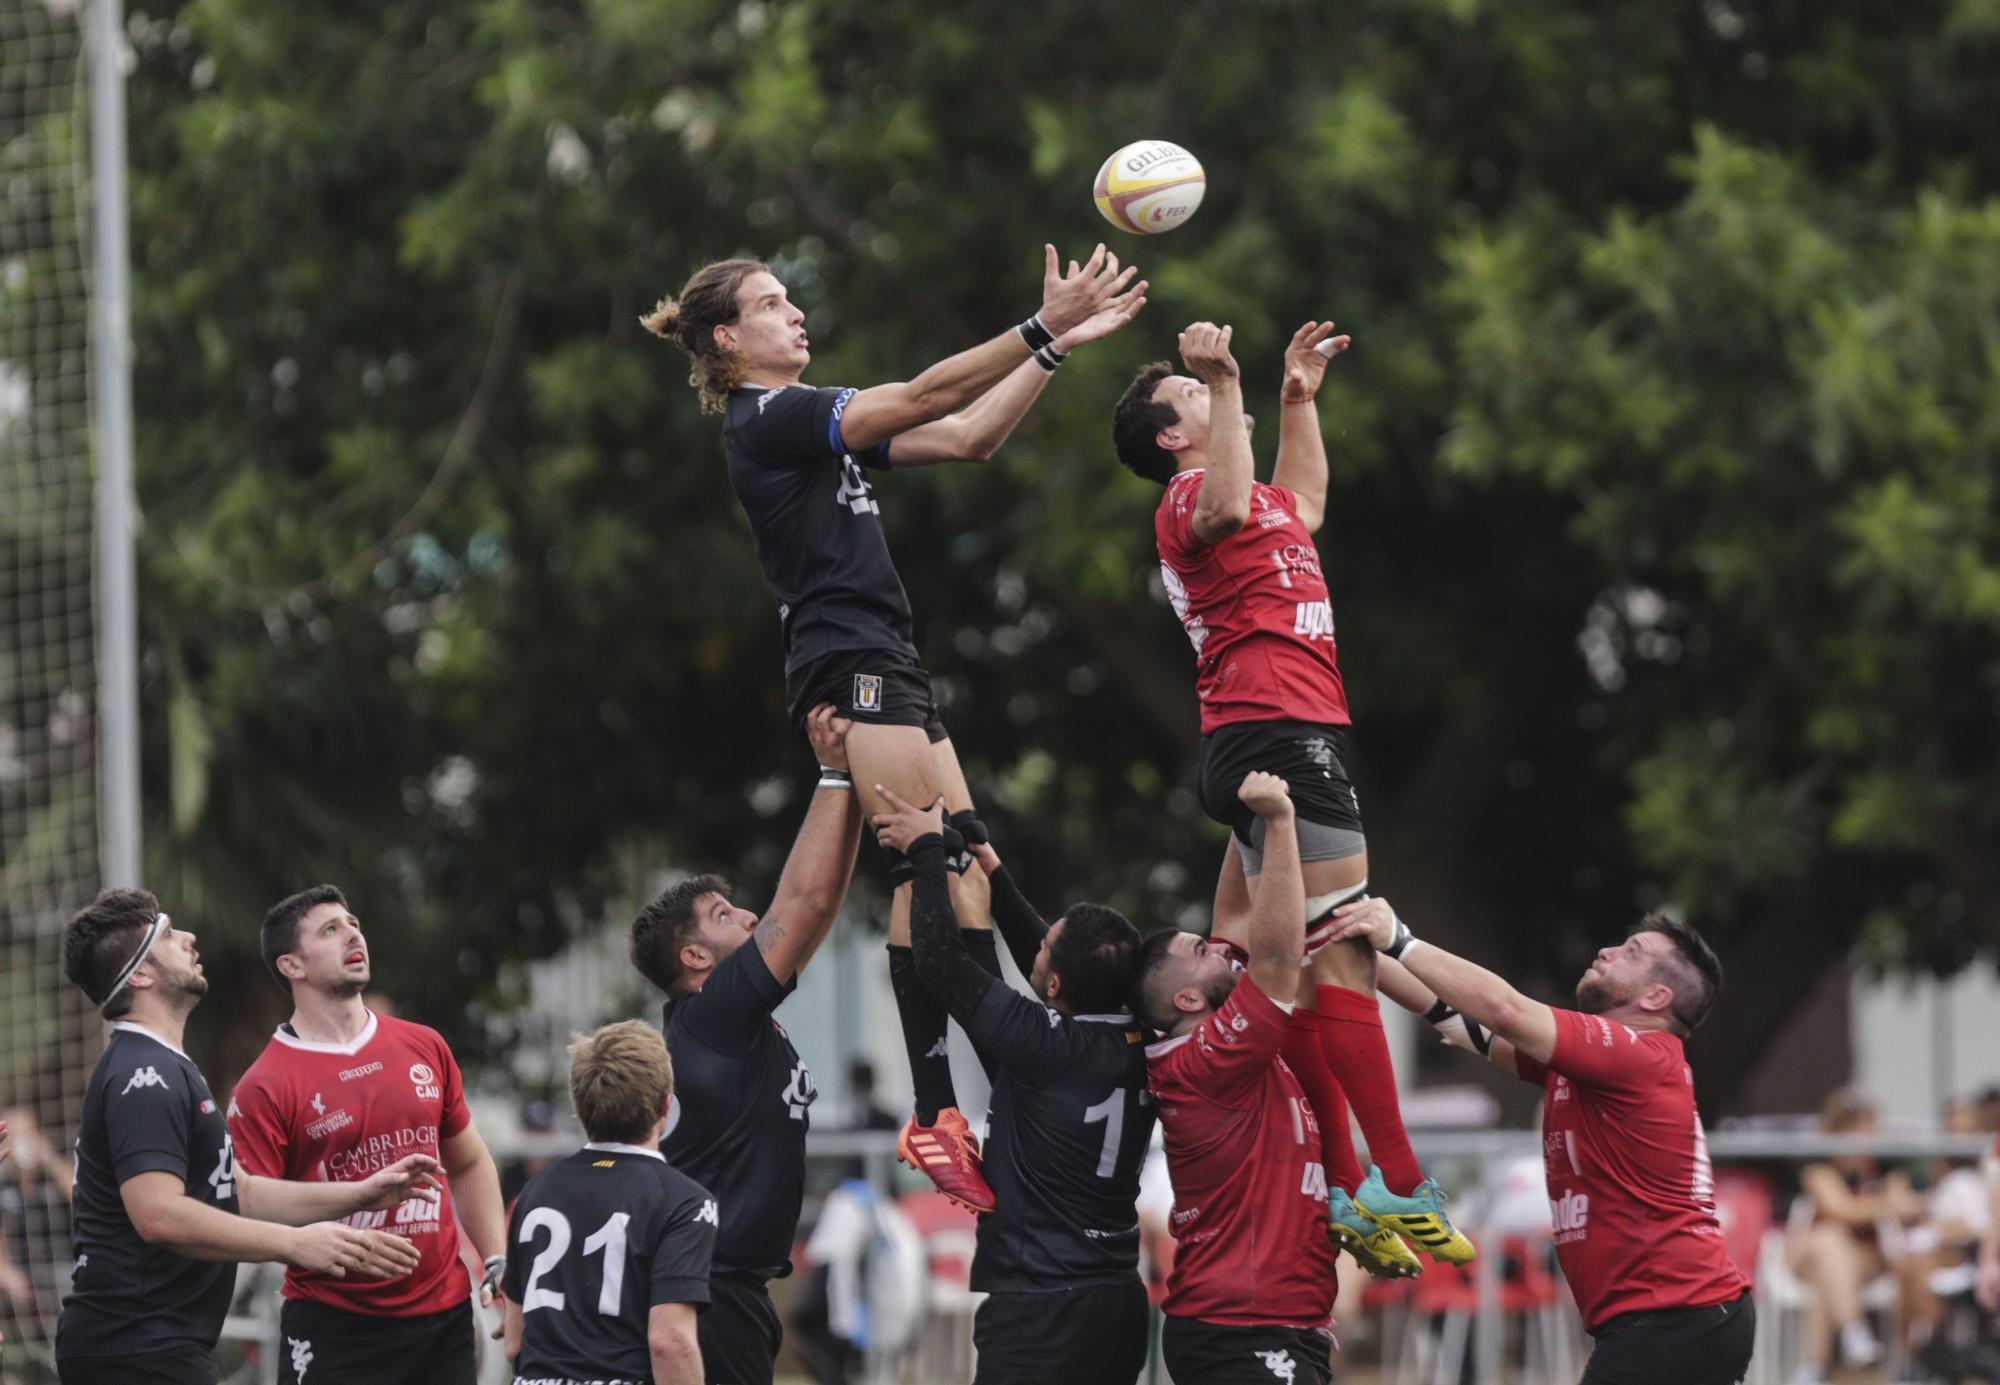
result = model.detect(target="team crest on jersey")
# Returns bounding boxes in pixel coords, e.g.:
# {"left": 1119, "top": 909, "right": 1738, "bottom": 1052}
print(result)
{"left": 852, "top": 674, "right": 883, "bottom": 711}
{"left": 409, "top": 1062, "right": 441, "bottom": 1102}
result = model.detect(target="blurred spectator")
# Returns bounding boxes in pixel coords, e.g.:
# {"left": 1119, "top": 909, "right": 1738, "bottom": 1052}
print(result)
{"left": 837, "top": 1060, "right": 898, "bottom": 1133}
{"left": 0, "top": 1107, "right": 74, "bottom": 1331}
{"left": 1788, "top": 1090, "right": 1925, "bottom": 1381}
{"left": 788, "top": 1181, "right": 925, "bottom": 1384}
{"left": 1896, "top": 1098, "right": 1999, "bottom": 1375}
{"left": 498, "top": 1098, "right": 558, "bottom": 1207}
{"left": 1977, "top": 1086, "right": 2000, "bottom": 1136}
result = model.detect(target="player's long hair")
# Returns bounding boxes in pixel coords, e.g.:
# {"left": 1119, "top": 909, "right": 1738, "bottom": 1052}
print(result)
{"left": 640, "top": 258, "right": 768, "bottom": 414}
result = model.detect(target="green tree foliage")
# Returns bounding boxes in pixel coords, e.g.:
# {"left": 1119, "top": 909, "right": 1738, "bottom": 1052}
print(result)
{"left": 113, "top": 0, "right": 1998, "bottom": 1103}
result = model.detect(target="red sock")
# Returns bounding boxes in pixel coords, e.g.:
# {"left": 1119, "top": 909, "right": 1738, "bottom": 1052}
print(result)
{"left": 1314, "top": 984, "right": 1425, "bottom": 1195}
{"left": 1282, "top": 1011, "right": 1364, "bottom": 1194}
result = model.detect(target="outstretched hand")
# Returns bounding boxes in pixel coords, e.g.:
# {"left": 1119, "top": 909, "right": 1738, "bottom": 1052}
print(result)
{"left": 1054, "top": 251, "right": 1148, "bottom": 351}
{"left": 354, "top": 1153, "right": 445, "bottom": 1212}
{"left": 1039, "top": 243, "right": 1140, "bottom": 336}
{"left": 1280, "top": 320, "right": 1350, "bottom": 403}
{"left": 870, "top": 786, "right": 945, "bottom": 856}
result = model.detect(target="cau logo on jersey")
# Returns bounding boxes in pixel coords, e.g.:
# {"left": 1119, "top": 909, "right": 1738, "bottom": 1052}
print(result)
{"left": 409, "top": 1063, "right": 442, "bottom": 1102}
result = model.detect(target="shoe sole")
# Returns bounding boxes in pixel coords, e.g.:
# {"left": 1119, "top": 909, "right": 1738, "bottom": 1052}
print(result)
{"left": 1330, "top": 1224, "right": 1422, "bottom": 1279}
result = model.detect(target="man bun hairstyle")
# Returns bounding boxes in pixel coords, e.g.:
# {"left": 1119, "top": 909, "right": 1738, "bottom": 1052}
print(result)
{"left": 640, "top": 258, "right": 769, "bottom": 414}
{"left": 261, "top": 884, "right": 348, "bottom": 996}
{"left": 630, "top": 874, "right": 732, "bottom": 993}
{"left": 569, "top": 1020, "right": 673, "bottom": 1146}
{"left": 1111, "top": 360, "right": 1181, "bottom": 485}
{"left": 62, "top": 887, "right": 163, "bottom": 1019}
{"left": 1632, "top": 912, "right": 1723, "bottom": 1035}
{"left": 1049, "top": 903, "right": 1142, "bottom": 1015}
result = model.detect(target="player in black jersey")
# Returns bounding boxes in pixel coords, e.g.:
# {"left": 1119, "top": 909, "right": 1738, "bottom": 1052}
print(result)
{"left": 503, "top": 1021, "right": 716, "bottom": 1385}
{"left": 642, "top": 248, "right": 1145, "bottom": 1209}
{"left": 626, "top": 707, "right": 858, "bottom": 1385}
{"left": 56, "top": 889, "right": 432, "bottom": 1385}
{"left": 871, "top": 789, "right": 1157, "bottom": 1385}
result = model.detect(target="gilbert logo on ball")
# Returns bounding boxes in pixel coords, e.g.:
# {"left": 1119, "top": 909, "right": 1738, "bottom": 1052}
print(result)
{"left": 1094, "top": 139, "right": 1206, "bottom": 235}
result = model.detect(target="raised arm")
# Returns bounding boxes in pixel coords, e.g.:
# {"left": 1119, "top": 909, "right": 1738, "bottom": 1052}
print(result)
{"left": 1375, "top": 954, "right": 1517, "bottom": 1075}
{"left": 1180, "top": 324, "right": 1254, "bottom": 545}
{"left": 1327, "top": 897, "right": 1558, "bottom": 1064}
{"left": 965, "top": 836, "right": 1048, "bottom": 978}
{"left": 1236, "top": 773, "right": 1305, "bottom": 998}
{"left": 835, "top": 245, "right": 1136, "bottom": 451}
{"left": 890, "top": 269, "right": 1148, "bottom": 466}
{"left": 1268, "top": 321, "right": 1350, "bottom": 533}
{"left": 872, "top": 791, "right": 1000, "bottom": 1027}
{"left": 754, "top": 706, "right": 864, "bottom": 983}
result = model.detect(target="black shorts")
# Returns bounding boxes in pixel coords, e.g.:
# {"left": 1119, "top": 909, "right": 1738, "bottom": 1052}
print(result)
{"left": 1161, "top": 1316, "right": 1334, "bottom": 1385}
{"left": 276, "top": 1296, "right": 475, "bottom": 1385}
{"left": 698, "top": 1270, "right": 782, "bottom": 1385}
{"left": 973, "top": 1280, "right": 1149, "bottom": 1385}
{"left": 785, "top": 648, "right": 947, "bottom": 743}
{"left": 1197, "top": 720, "right": 1365, "bottom": 858}
{"left": 59, "top": 1346, "right": 219, "bottom": 1385}
{"left": 1581, "top": 1292, "right": 1754, "bottom": 1385}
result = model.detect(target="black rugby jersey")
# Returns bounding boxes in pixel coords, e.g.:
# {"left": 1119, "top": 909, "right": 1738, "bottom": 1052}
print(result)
{"left": 59, "top": 1023, "right": 238, "bottom": 1361}
{"left": 722, "top": 383, "right": 917, "bottom": 673}
{"left": 659, "top": 941, "right": 814, "bottom": 1275}
{"left": 907, "top": 843, "right": 1157, "bottom": 1293}
{"left": 503, "top": 1143, "right": 716, "bottom": 1385}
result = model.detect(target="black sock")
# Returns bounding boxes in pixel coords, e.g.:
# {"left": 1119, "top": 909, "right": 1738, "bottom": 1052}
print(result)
{"left": 887, "top": 943, "right": 956, "bottom": 1125}
{"left": 961, "top": 928, "right": 1003, "bottom": 981}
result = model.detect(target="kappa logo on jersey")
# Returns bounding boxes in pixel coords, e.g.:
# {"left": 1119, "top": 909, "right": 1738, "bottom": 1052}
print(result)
{"left": 227, "top": 1095, "right": 241, "bottom": 1119}
{"left": 756, "top": 386, "right": 786, "bottom": 413}
{"left": 288, "top": 1334, "right": 314, "bottom": 1383}
{"left": 695, "top": 1199, "right": 720, "bottom": 1226}
{"left": 409, "top": 1062, "right": 441, "bottom": 1101}
{"left": 338, "top": 1060, "right": 382, "bottom": 1082}
{"left": 782, "top": 1059, "right": 817, "bottom": 1121}
{"left": 120, "top": 1066, "right": 167, "bottom": 1096}
{"left": 924, "top": 1034, "right": 950, "bottom": 1057}
{"left": 853, "top": 673, "right": 883, "bottom": 711}
{"left": 1256, "top": 1347, "right": 1298, "bottom": 1383}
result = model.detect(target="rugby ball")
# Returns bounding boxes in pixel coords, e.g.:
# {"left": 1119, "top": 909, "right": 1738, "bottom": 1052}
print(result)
{"left": 1093, "top": 140, "right": 1206, "bottom": 235}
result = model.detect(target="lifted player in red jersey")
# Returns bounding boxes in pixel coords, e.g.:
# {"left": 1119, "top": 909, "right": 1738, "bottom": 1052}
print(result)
{"left": 1328, "top": 898, "right": 1754, "bottom": 1385}
{"left": 229, "top": 885, "right": 511, "bottom": 1385}
{"left": 1112, "top": 321, "right": 1470, "bottom": 1272}
{"left": 1136, "top": 772, "right": 1340, "bottom": 1384}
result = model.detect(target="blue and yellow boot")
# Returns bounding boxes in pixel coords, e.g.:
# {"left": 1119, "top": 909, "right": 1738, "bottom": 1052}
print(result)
{"left": 1356, "top": 1165, "right": 1477, "bottom": 1264}
{"left": 1328, "top": 1185, "right": 1423, "bottom": 1279}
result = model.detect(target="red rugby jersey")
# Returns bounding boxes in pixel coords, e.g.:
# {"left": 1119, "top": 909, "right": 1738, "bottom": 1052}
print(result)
{"left": 1145, "top": 974, "right": 1339, "bottom": 1326}
{"left": 228, "top": 1011, "right": 474, "bottom": 1317}
{"left": 1155, "top": 470, "right": 1350, "bottom": 735}
{"left": 1515, "top": 1010, "right": 1749, "bottom": 1330}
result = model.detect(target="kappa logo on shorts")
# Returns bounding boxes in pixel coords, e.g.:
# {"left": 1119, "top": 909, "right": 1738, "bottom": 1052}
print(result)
{"left": 853, "top": 674, "right": 883, "bottom": 712}
{"left": 1256, "top": 1348, "right": 1298, "bottom": 1383}
{"left": 288, "top": 1334, "right": 314, "bottom": 1383}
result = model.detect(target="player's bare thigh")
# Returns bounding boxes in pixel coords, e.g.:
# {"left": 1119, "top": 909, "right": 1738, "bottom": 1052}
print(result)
{"left": 844, "top": 724, "right": 989, "bottom": 941}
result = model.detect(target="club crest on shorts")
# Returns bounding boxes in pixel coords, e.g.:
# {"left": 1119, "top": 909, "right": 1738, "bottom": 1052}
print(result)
{"left": 853, "top": 673, "right": 883, "bottom": 712}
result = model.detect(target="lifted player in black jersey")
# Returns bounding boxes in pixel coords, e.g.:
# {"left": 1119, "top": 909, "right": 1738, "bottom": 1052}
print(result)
{"left": 872, "top": 789, "right": 1156, "bottom": 1385}
{"left": 503, "top": 1022, "right": 716, "bottom": 1385}
{"left": 643, "top": 246, "right": 1145, "bottom": 1212}
{"left": 627, "top": 707, "right": 858, "bottom": 1385}
{"left": 56, "top": 889, "right": 432, "bottom": 1385}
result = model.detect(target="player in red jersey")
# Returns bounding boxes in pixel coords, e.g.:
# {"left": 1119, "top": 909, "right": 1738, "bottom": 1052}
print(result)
{"left": 1327, "top": 897, "right": 1755, "bottom": 1385}
{"left": 1112, "top": 322, "right": 1470, "bottom": 1271}
{"left": 229, "top": 884, "right": 510, "bottom": 1385}
{"left": 1137, "top": 772, "right": 1342, "bottom": 1384}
